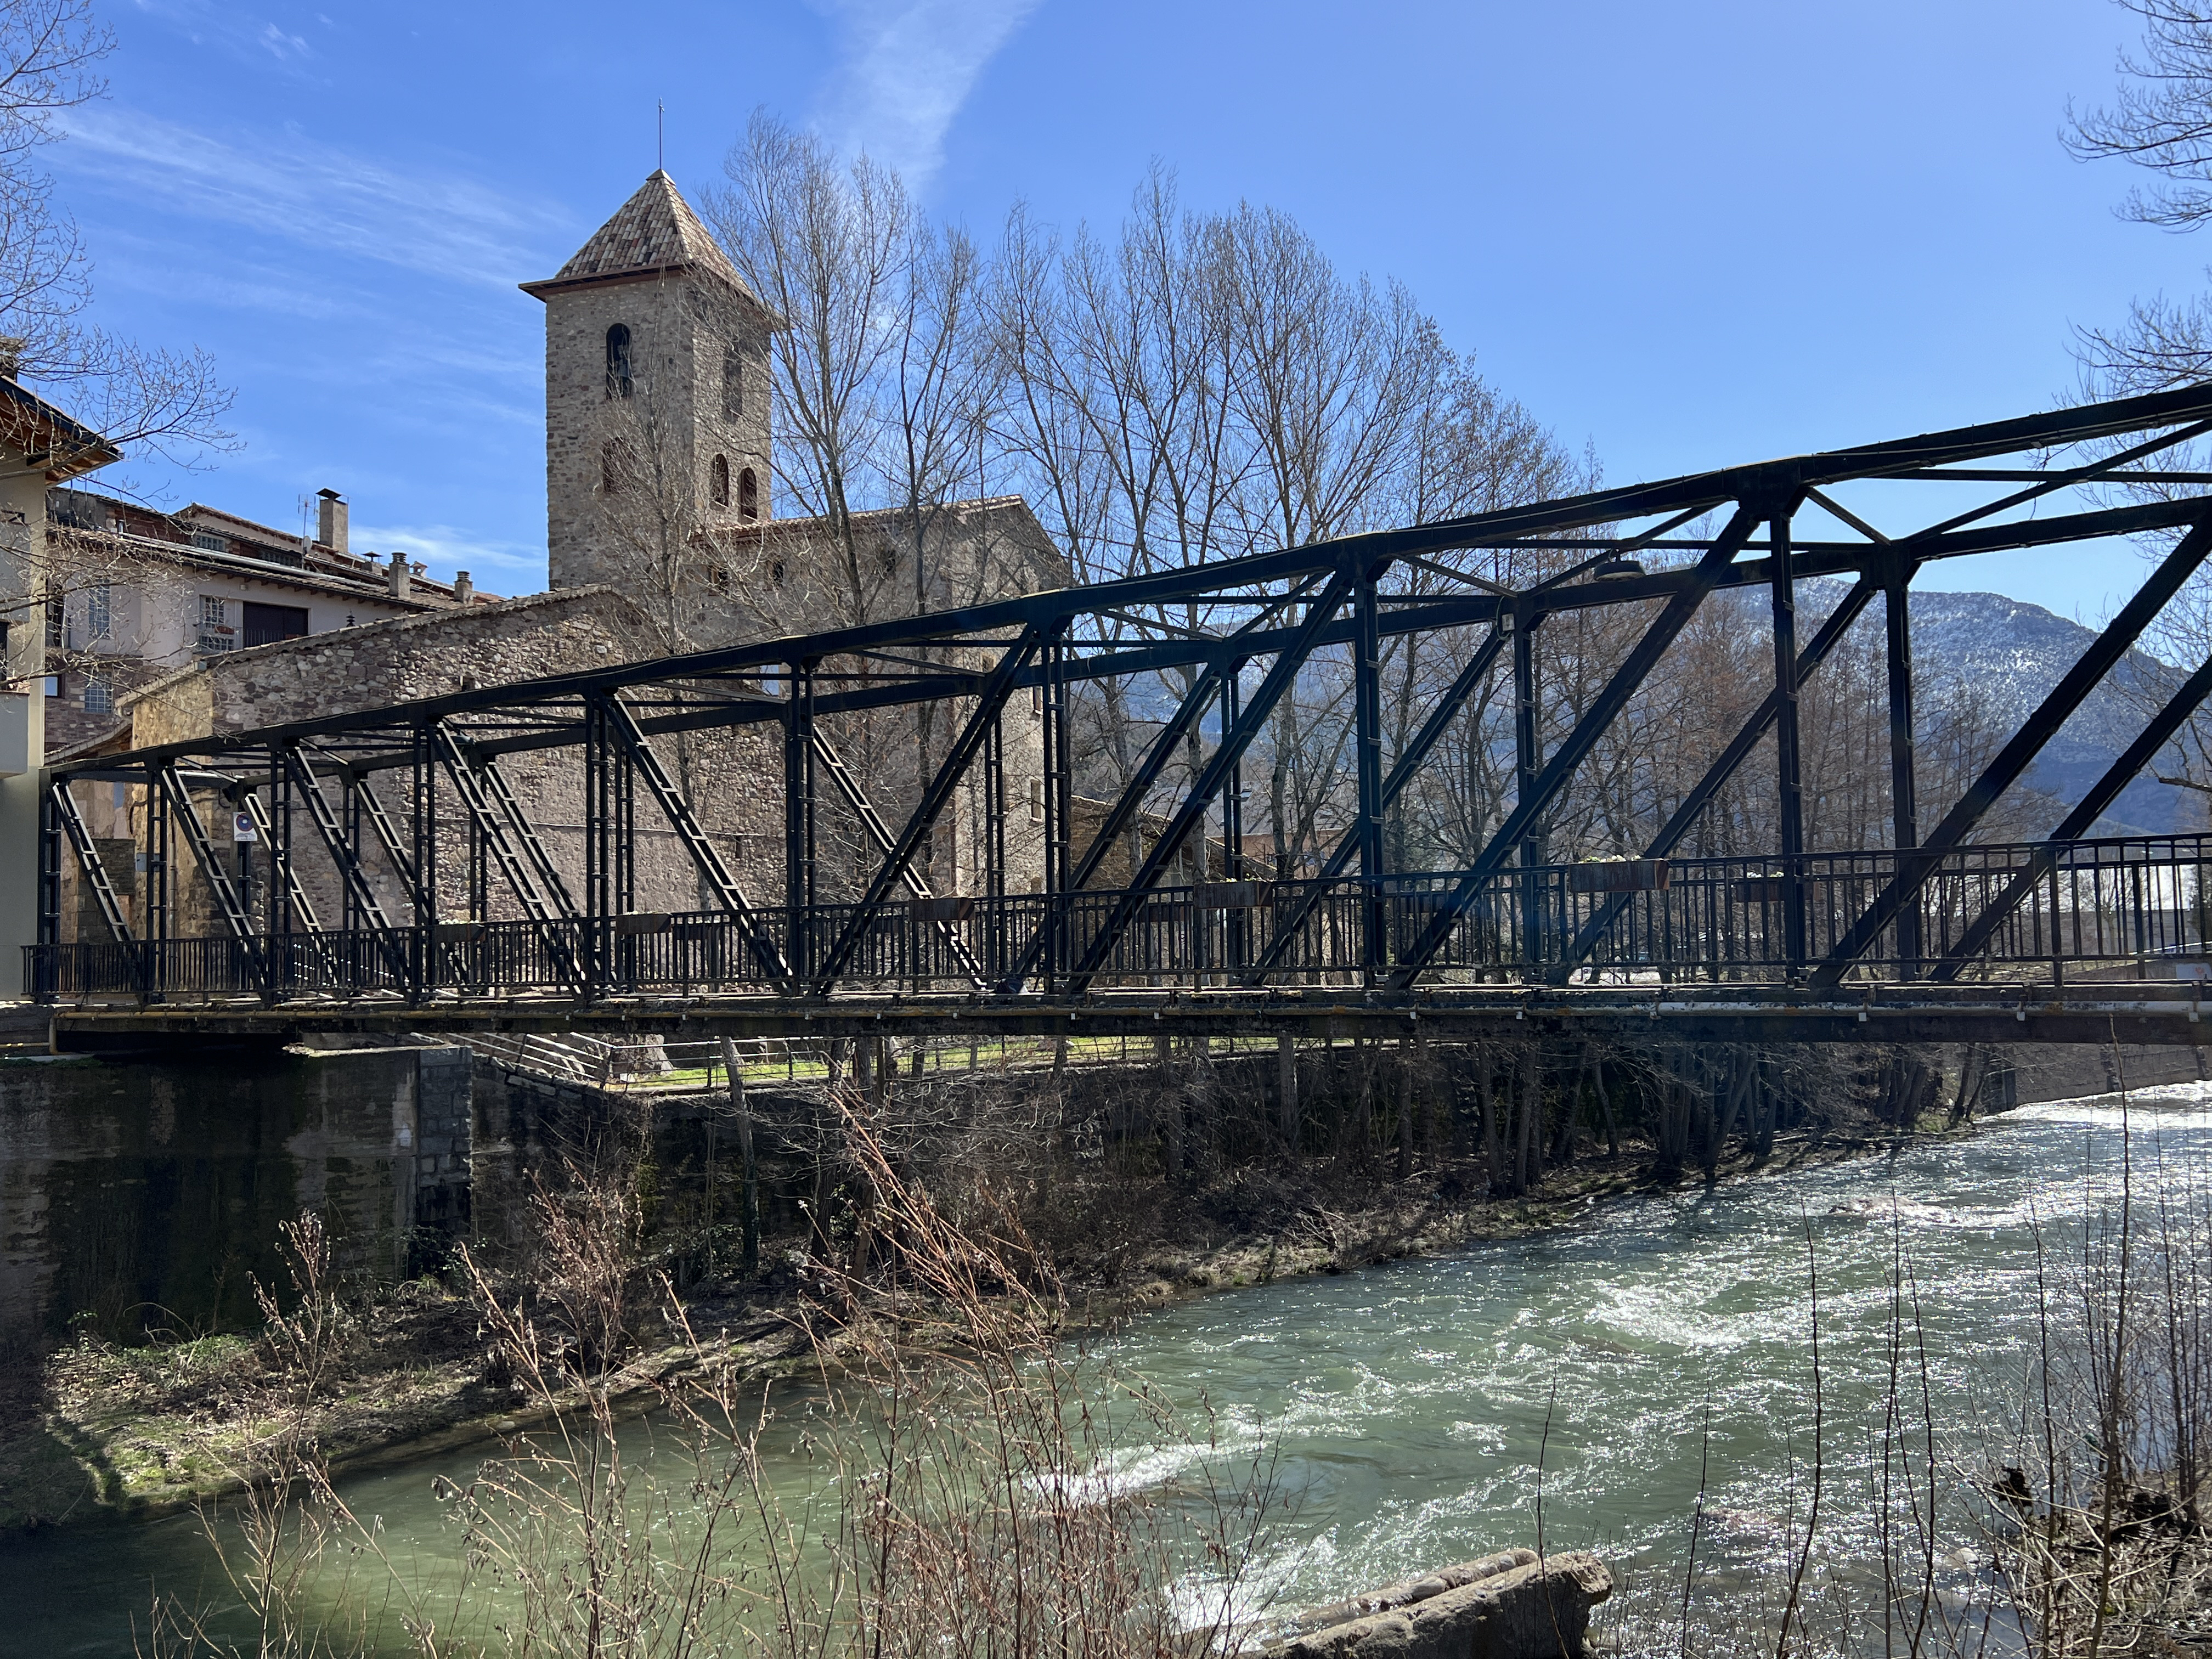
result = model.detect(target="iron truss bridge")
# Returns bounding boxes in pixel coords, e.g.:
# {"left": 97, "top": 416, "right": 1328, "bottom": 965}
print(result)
{"left": 32, "top": 386, "right": 2212, "bottom": 1050}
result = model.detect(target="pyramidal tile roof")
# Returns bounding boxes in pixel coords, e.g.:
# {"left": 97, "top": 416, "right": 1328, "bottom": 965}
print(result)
{"left": 524, "top": 171, "right": 765, "bottom": 306}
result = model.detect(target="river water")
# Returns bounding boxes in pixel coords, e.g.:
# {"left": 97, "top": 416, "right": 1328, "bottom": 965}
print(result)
{"left": 8, "top": 1082, "right": 2205, "bottom": 1655}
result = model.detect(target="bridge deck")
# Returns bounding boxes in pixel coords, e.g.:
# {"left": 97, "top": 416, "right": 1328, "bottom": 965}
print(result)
{"left": 40, "top": 981, "right": 2212, "bottom": 1050}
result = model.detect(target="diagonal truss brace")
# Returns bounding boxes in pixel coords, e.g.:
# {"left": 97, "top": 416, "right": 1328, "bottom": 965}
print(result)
{"left": 599, "top": 694, "right": 791, "bottom": 985}
{"left": 1547, "top": 573, "right": 1883, "bottom": 984}
{"left": 350, "top": 771, "right": 418, "bottom": 899}
{"left": 1932, "top": 646, "right": 2212, "bottom": 981}
{"left": 155, "top": 764, "right": 264, "bottom": 981}
{"left": 810, "top": 726, "right": 983, "bottom": 988}
{"left": 430, "top": 723, "right": 586, "bottom": 990}
{"left": 476, "top": 751, "right": 581, "bottom": 919}
{"left": 812, "top": 624, "right": 1050, "bottom": 993}
{"left": 47, "top": 777, "right": 135, "bottom": 949}
{"left": 1813, "top": 513, "right": 2212, "bottom": 988}
{"left": 998, "top": 579, "right": 1328, "bottom": 992}
{"left": 281, "top": 749, "right": 413, "bottom": 990}
{"left": 1245, "top": 620, "right": 1511, "bottom": 983}
{"left": 238, "top": 785, "right": 322, "bottom": 933}
{"left": 1386, "top": 504, "right": 1766, "bottom": 990}
{"left": 1066, "top": 565, "right": 1361, "bottom": 991}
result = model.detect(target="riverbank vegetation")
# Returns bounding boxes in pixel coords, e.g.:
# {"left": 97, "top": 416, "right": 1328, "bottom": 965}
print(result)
{"left": 1, "top": 1031, "right": 1990, "bottom": 1535}
{"left": 129, "top": 1088, "right": 1285, "bottom": 1658}
{"left": 2, "top": 1042, "right": 2207, "bottom": 1656}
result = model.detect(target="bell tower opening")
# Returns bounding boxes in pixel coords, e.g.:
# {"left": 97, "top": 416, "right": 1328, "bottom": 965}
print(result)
{"left": 522, "top": 170, "right": 779, "bottom": 591}
{"left": 604, "top": 324, "right": 633, "bottom": 398}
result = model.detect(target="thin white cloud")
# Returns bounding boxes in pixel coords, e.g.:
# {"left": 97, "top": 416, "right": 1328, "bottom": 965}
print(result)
{"left": 129, "top": 1, "right": 320, "bottom": 75}
{"left": 810, "top": 0, "right": 1041, "bottom": 184}
{"left": 258, "top": 21, "right": 311, "bottom": 61}
{"left": 55, "top": 106, "right": 570, "bottom": 289}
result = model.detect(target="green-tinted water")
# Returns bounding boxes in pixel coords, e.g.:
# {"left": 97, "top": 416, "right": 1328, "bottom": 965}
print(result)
{"left": 7, "top": 1084, "right": 2202, "bottom": 1655}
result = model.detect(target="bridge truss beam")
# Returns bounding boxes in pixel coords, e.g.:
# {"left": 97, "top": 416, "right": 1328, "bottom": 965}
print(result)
{"left": 31, "top": 384, "right": 2212, "bottom": 1022}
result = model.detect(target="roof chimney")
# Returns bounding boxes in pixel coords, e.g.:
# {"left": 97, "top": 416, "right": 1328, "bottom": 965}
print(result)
{"left": 316, "top": 488, "right": 348, "bottom": 555}
{"left": 452, "top": 570, "right": 473, "bottom": 604}
{"left": 387, "top": 549, "right": 409, "bottom": 599}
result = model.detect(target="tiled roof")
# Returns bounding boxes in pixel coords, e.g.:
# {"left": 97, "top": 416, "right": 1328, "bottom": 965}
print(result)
{"left": 526, "top": 171, "right": 764, "bottom": 307}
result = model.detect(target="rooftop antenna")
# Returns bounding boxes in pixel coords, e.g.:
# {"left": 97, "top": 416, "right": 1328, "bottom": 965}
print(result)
{"left": 657, "top": 99, "right": 664, "bottom": 173}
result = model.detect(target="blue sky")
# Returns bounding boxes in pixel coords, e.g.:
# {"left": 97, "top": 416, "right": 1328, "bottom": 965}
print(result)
{"left": 49, "top": 0, "right": 2212, "bottom": 619}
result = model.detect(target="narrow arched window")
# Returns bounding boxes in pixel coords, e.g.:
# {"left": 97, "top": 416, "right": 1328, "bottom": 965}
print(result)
{"left": 601, "top": 439, "right": 624, "bottom": 495}
{"left": 722, "top": 346, "right": 743, "bottom": 420}
{"left": 709, "top": 454, "right": 730, "bottom": 507}
{"left": 605, "top": 323, "right": 633, "bottom": 399}
{"left": 738, "top": 467, "right": 759, "bottom": 521}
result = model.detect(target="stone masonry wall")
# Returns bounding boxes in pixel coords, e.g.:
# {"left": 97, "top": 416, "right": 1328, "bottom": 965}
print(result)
{"left": 545, "top": 272, "right": 773, "bottom": 594}
{"left": 69, "top": 587, "right": 785, "bottom": 945}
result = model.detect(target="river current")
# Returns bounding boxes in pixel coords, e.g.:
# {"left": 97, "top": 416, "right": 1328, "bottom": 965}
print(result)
{"left": 8, "top": 1081, "right": 2205, "bottom": 1655}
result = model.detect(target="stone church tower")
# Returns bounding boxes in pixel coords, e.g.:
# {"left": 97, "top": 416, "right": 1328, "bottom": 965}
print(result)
{"left": 521, "top": 172, "right": 777, "bottom": 592}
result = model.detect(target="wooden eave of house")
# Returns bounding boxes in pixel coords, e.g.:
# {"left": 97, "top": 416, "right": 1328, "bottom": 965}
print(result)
{"left": 0, "top": 378, "right": 120, "bottom": 482}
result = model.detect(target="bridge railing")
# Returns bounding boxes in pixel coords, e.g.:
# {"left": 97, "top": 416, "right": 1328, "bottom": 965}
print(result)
{"left": 26, "top": 832, "right": 2212, "bottom": 1003}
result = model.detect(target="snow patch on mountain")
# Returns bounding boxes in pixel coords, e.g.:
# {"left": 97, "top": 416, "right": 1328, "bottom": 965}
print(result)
{"left": 1802, "top": 578, "right": 2186, "bottom": 835}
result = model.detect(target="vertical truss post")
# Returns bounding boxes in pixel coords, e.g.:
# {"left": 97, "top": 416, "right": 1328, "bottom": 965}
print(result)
{"left": 145, "top": 763, "right": 169, "bottom": 949}
{"left": 1353, "top": 561, "right": 1387, "bottom": 978}
{"left": 1040, "top": 637, "right": 1070, "bottom": 992}
{"left": 1512, "top": 606, "right": 1543, "bottom": 969}
{"left": 467, "top": 775, "right": 487, "bottom": 925}
{"left": 1222, "top": 662, "right": 1245, "bottom": 969}
{"left": 1387, "top": 505, "right": 1763, "bottom": 990}
{"left": 784, "top": 659, "right": 816, "bottom": 985}
{"left": 1813, "top": 512, "right": 2212, "bottom": 987}
{"left": 583, "top": 699, "right": 604, "bottom": 991}
{"left": 1886, "top": 550, "right": 1921, "bottom": 972}
{"left": 34, "top": 776, "right": 60, "bottom": 1000}
{"left": 983, "top": 696, "right": 1005, "bottom": 977}
{"left": 272, "top": 749, "right": 293, "bottom": 941}
{"left": 616, "top": 707, "right": 635, "bottom": 988}
{"left": 1771, "top": 505, "right": 1807, "bottom": 973}
{"left": 409, "top": 724, "right": 437, "bottom": 997}
{"left": 582, "top": 697, "right": 635, "bottom": 993}
{"left": 340, "top": 769, "right": 362, "bottom": 934}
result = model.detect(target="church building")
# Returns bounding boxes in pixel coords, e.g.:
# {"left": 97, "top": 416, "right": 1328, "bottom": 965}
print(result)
{"left": 520, "top": 171, "right": 1066, "bottom": 645}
